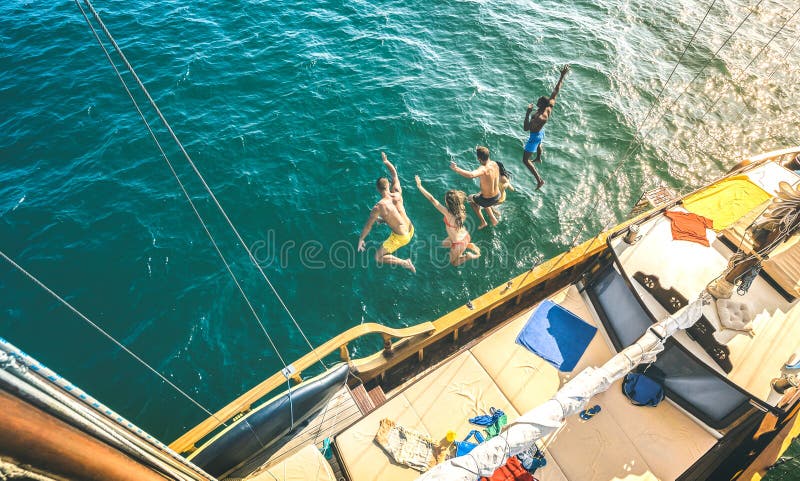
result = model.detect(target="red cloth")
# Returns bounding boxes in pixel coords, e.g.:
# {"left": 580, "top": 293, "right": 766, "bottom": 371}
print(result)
{"left": 480, "top": 456, "right": 535, "bottom": 481}
{"left": 664, "top": 210, "right": 714, "bottom": 247}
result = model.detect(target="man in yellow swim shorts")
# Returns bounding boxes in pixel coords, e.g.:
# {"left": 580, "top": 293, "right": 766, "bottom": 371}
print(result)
{"left": 358, "top": 152, "right": 416, "bottom": 273}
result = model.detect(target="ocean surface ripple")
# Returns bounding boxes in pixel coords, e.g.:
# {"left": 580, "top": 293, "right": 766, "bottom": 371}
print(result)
{"left": 1, "top": 0, "right": 799, "bottom": 441}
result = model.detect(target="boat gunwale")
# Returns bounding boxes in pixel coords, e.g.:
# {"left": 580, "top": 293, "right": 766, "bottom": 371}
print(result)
{"left": 170, "top": 147, "right": 800, "bottom": 455}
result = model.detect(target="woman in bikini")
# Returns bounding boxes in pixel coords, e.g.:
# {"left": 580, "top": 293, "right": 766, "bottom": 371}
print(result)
{"left": 415, "top": 175, "right": 481, "bottom": 266}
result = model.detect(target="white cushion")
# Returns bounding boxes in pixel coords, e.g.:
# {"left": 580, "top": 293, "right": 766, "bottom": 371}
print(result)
{"left": 716, "top": 299, "right": 755, "bottom": 333}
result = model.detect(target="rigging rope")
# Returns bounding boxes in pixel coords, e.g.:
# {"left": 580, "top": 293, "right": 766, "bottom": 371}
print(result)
{"left": 654, "top": 3, "right": 798, "bottom": 185}
{"left": 703, "top": 36, "right": 800, "bottom": 149}
{"left": 512, "top": 0, "right": 721, "bottom": 293}
{"left": 600, "top": 0, "right": 767, "bottom": 185}
{"left": 73, "top": 0, "right": 288, "bottom": 371}
{"left": 0, "top": 249, "right": 224, "bottom": 426}
{"left": 75, "top": 0, "right": 299, "bottom": 434}
{"left": 691, "top": 5, "right": 800, "bottom": 128}
{"left": 638, "top": 0, "right": 766, "bottom": 143}
{"left": 635, "top": 0, "right": 719, "bottom": 132}
{"left": 679, "top": 6, "right": 800, "bottom": 165}
{"left": 79, "top": 0, "right": 327, "bottom": 371}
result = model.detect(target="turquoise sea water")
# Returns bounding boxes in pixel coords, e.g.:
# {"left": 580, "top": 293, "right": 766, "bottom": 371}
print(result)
{"left": 1, "top": 0, "right": 799, "bottom": 443}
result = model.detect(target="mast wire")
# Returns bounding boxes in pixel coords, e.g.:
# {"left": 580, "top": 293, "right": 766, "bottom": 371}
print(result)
{"left": 79, "top": 0, "right": 327, "bottom": 371}
{"left": 637, "top": 0, "right": 766, "bottom": 143}
{"left": 635, "top": 0, "right": 719, "bottom": 132}
{"left": 690, "top": 5, "right": 800, "bottom": 129}
{"left": 74, "top": 0, "right": 289, "bottom": 371}
{"left": 513, "top": 0, "right": 723, "bottom": 293}
{"left": 74, "top": 0, "right": 298, "bottom": 434}
{"left": 658, "top": 4, "right": 800, "bottom": 177}
{"left": 0, "top": 249, "right": 223, "bottom": 425}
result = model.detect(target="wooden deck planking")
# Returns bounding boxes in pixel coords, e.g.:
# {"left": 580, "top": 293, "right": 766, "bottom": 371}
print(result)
{"left": 350, "top": 384, "right": 376, "bottom": 415}
{"left": 367, "top": 385, "right": 386, "bottom": 406}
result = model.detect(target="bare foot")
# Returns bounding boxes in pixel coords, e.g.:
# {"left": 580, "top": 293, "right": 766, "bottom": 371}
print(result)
{"left": 464, "top": 252, "right": 480, "bottom": 261}
{"left": 490, "top": 217, "right": 499, "bottom": 226}
{"left": 468, "top": 243, "right": 481, "bottom": 256}
{"left": 533, "top": 155, "right": 542, "bottom": 163}
{"left": 478, "top": 222, "right": 489, "bottom": 230}
{"left": 536, "top": 180, "right": 545, "bottom": 190}
{"left": 404, "top": 259, "right": 416, "bottom": 274}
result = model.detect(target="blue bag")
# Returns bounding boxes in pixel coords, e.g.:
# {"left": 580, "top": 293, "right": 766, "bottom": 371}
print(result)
{"left": 454, "top": 430, "right": 485, "bottom": 457}
{"left": 622, "top": 372, "right": 664, "bottom": 407}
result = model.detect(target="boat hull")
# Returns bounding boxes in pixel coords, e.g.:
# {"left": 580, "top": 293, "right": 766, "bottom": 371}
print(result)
{"left": 188, "top": 363, "right": 349, "bottom": 477}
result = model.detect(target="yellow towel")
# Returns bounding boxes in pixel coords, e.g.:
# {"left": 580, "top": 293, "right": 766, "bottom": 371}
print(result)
{"left": 683, "top": 176, "right": 771, "bottom": 231}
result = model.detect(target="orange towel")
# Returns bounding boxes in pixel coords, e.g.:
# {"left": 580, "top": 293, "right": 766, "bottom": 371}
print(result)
{"left": 480, "top": 456, "right": 534, "bottom": 481}
{"left": 664, "top": 211, "right": 714, "bottom": 247}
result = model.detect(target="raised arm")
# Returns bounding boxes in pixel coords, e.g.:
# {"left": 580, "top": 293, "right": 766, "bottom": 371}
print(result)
{"left": 450, "top": 161, "right": 484, "bottom": 179}
{"left": 382, "top": 152, "right": 401, "bottom": 194}
{"left": 357, "top": 206, "right": 380, "bottom": 252}
{"left": 549, "top": 64, "right": 570, "bottom": 104}
{"left": 415, "top": 175, "right": 449, "bottom": 215}
{"left": 523, "top": 103, "right": 534, "bottom": 131}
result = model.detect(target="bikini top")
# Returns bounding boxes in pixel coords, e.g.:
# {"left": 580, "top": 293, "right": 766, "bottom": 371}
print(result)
{"left": 443, "top": 215, "right": 459, "bottom": 229}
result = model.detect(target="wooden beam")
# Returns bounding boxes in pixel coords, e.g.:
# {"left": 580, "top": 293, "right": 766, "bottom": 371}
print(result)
{"left": 339, "top": 344, "right": 350, "bottom": 362}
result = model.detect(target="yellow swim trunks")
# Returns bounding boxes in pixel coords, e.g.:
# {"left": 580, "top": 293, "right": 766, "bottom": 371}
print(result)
{"left": 383, "top": 225, "right": 414, "bottom": 254}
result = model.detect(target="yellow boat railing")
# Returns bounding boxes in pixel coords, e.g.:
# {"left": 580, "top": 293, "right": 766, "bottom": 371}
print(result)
{"left": 169, "top": 226, "right": 619, "bottom": 454}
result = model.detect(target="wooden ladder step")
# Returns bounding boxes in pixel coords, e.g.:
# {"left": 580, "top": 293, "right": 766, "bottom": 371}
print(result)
{"left": 350, "top": 384, "right": 375, "bottom": 415}
{"left": 368, "top": 385, "right": 387, "bottom": 407}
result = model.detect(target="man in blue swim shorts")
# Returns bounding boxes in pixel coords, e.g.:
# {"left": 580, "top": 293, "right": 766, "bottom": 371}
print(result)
{"left": 523, "top": 64, "right": 570, "bottom": 189}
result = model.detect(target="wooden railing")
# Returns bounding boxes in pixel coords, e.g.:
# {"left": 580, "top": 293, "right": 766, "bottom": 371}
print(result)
{"left": 169, "top": 322, "right": 435, "bottom": 454}
{"left": 171, "top": 233, "right": 616, "bottom": 454}
{"left": 169, "top": 228, "right": 620, "bottom": 454}
{"left": 351, "top": 232, "right": 613, "bottom": 379}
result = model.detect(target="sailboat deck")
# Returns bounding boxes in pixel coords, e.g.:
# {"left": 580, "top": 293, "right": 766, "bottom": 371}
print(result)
{"left": 335, "top": 285, "right": 717, "bottom": 481}
{"left": 227, "top": 158, "right": 800, "bottom": 481}
{"left": 611, "top": 197, "right": 800, "bottom": 404}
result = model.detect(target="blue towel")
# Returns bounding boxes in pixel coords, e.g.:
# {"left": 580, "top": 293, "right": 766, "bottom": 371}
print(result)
{"left": 515, "top": 300, "right": 597, "bottom": 372}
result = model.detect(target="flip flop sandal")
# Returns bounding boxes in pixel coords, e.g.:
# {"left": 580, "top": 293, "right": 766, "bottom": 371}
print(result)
{"left": 785, "top": 358, "right": 800, "bottom": 370}
{"left": 579, "top": 405, "right": 601, "bottom": 420}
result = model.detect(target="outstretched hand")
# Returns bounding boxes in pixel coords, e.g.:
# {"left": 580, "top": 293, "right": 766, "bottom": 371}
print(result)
{"left": 527, "top": 103, "right": 534, "bottom": 111}
{"left": 449, "top": 161, "right": 457, "bottom": 171}
{"left": 561, "top": 64, "right": 571, "bottom": 76}
{"left": 358, "top": 239, "right": 366, "bottom": 252}
{"left": 381, "top": 151, "right": 390, "bottom": 165}
{"left": 414, "top": 175, "right": 422, "bottom": 188}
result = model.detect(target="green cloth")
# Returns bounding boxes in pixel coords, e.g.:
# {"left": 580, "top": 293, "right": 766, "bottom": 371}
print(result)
{"left": 485, "top": 413, "right": 507, "bottom": 439}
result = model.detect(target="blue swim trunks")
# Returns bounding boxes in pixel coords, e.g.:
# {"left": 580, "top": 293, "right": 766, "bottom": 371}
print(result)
{"left": 524, "top": 129, "right": 545, "bottom": 153}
